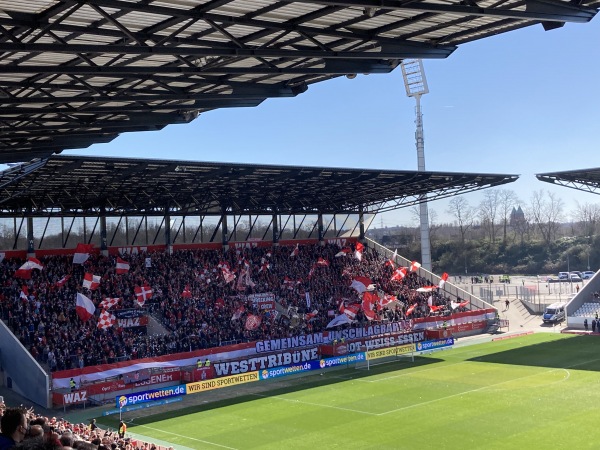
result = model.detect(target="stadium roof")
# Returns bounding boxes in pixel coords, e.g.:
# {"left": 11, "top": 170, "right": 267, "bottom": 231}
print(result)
{"left": 536, "top": 168, "right": 600, "bottom": 195}
{"left": 0, "top": 155, "right": 517, "bottom": 216}
{"left": 1, "top": 0, "right": 598, "bottom": 164}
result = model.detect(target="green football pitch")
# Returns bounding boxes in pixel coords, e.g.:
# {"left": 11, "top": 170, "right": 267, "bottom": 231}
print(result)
{"left": 105, "top": 333, "right": 600, "bottom": 450}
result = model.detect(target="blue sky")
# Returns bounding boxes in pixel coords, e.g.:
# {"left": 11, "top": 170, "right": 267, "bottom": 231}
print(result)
{"left": 64, "top": 17, "right": 600, "bottom": 226}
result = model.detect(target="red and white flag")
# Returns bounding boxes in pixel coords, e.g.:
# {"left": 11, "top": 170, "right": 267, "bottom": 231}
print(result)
{"left": 385, "top": 249, "right": 398, "bottom": 268}
{"left": 55, "top": 274, "right": 71, "bottom": 288}
{"left": 99, "top": 297, "right": 120, "bottom": 309}
{"left": 430, "top": 305, "right": 443, "bottom": 313}
{"left": 181, "top": 285, "right": 192, "bottom": 298}
{"left": 327, "top": 313, "right": 352, "bottom": 328}
{"left": 15, "top": 257, "right": 44, "bottom": 279}
{"left": 451, "top": 299, "right": 469, "bottom": 310}
{"left": 222, "top": 267, "right": 236, "bottom": 284}
{"left": 391, "top": 267, "right": 407, "bottom": 282}
{"left": 335, "top": 248, "right": 352, "bottom": 257}
{"left": 316, "top": 257, "right": 329, "bottom": 267}
{"left": 20, "top": 286, "right": 29, "bottom": 301}
{"left": 97, "top": 310, "right": 116, "bottom": 329}
{"left": 379, "top": 294, "right": 398, "bottom": 309}
{"left": 416, "top": 286, "right": 438, "bottom": 292}
{"left": 362, "top": 291, "right": 379, "bottom": 321}
{"left": 290, "top": 244, "right": 299, "bottom": 258}
{"left": 305, "top": 310, "right": 318, "bottom": 321}
{"left": 134, "top": 284, "right": 153, "bottom": 306}
{"left": 231, "top": 305, "right": 246, "bottom": 321}
{"left": 82, "top": 273, "right": 101, "bottom": 290}
{"left": 245, "top": 314, "right": 262, "bottom": 331}
{"left": 73, "top": 243, "right": 94, "bottom": 265}
{"left": 439, "top": 272, "right": 449, "bottom": 289}
{"left": 116, "top": 257, "right": 130, "bottom": 274}
{"left": 410, "top": 260, "right": 421, "bottom": 272}
{"left": 355, "top": 242, "right": 364, "bottom": 261}
{"left": 340, "top": 303, "right": 360, "bottom": 320}
{"left": 76, "top": 293, "right": 96, "bottom": 321}
{"left": 350, "top": 276, "right": 375, "bottom": 294}
{"left": 406, "top": 302, "right": 418, "bottom": 316}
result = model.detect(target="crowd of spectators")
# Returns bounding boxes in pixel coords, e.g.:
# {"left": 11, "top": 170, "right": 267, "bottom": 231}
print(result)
{"left": 0, "top": 242, "right": 459, "bottom": 371}
{"left": 0, "top": 399, "right": 167, "bottom": 450}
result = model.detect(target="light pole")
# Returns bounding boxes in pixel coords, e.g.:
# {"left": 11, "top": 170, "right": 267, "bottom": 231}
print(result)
{"left": 401, "top": 59, "right": 431, "bottom": 271}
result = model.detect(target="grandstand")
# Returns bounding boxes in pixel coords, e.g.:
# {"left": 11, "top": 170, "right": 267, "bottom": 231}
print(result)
{"left": 1, "top": 2, "right": 599, "bottom": 448}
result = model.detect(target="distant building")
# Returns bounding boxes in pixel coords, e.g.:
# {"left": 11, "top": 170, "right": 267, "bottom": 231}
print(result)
{"left": 510, "top": 206, "right": 525, "bottom": 227}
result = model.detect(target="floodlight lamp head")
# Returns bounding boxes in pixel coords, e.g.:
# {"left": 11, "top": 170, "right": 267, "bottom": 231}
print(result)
{"left": 364, "top": 7, "right": 376, "bottom": 17}
{"left": 346, "top": 73, "right": 357, "bottom": 79}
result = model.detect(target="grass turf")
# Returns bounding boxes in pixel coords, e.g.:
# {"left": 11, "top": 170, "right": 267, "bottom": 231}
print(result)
{"left": 103, "top": 333, "right": 600, "bottom": 449}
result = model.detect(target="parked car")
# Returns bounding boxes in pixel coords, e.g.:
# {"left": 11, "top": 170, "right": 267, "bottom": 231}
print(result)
{"left": 582, "top": 271, "right": 595, "bottom": 280}
{"left": 558, "top": 272, "right": 569, "bottom": 280}
{"left": 570, "top": 271, "right": 583, "bottom": 279}
{"left": 569, "top": 274, "right": 583, "bottom": 282}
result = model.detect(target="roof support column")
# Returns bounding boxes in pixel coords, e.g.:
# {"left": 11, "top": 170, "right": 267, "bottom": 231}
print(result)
{"left": 165, "top": 207, "right": 172, "bottom": 255}
{"left": 359, "top": 207, "right": 365, "bottom": 241}
{"left": 100, "top": 208, "right": 108, "bottom": 256}
{"left": 272, "top": 213, "right": 279, "bottom": 247}
{"left": 222, "top": 207, "right": 229, "bottom": 251}
{"left": 318, "top": 213, "right": 324, "bottom": 246}
{"left": 27, "top": 215, "right": 34, "bottom": 257}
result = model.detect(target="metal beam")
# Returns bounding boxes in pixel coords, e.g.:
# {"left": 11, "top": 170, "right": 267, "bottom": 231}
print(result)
{"left": 0, "top": 41, "right": 456, "bottom": 59}
{"left": 285, "top": 0, "right": 597, "bottom": 23}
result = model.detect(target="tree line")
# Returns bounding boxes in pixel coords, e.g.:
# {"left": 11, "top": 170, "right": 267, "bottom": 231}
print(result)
{"left": 373, "top": 188, "right": 600, "bottom": 276}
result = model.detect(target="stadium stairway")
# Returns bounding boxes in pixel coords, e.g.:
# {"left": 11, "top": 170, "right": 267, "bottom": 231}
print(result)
{"left": 497, "top": 296, "right": 544, "bottom": 332}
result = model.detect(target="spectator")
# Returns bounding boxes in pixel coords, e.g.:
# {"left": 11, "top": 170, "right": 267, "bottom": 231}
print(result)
{"left": 0, "top": 407, "right": 28, "bottom": 450}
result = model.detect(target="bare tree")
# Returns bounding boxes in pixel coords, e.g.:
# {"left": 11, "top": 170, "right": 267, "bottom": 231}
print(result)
{"left": 409, "top": 205, "right": 439, "bottom": 245}
{"left": 479, "top": 190, "right": 501, "bottom": 242}
{"left": 446, "top": 197, "right": 474, "bottom": 245}
{"left": 529, "top": 190, "right": 564, "bottom": 245}
{"left": 573, "top": 201, "right": 600, "bottom": 238}
{"left": 498, "top": 189, "right": 520, "bottom": 245}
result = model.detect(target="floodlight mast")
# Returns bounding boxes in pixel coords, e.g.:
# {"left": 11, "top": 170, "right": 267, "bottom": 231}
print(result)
{"left": 401, "top": 59, "right": 431, "bottom": 272}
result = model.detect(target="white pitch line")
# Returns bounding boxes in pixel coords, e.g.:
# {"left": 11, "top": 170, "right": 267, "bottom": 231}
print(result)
{"left": 134, "top": 424, "right": 238, "bottom": 450}
{"left": 250, "top": 392, "right": 378, "bottom": 416}
{"left": 377, "top": 358, "right": 600, "bottom": 417}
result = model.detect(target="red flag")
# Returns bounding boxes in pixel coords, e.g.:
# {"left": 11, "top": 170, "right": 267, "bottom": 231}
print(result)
{"left": 215, "top": 297, "right": 225, "bottom": 309}
{"left": 15, "top": 257, "right": 44, "bottom": 279}
{"left": 76, "top": 293, "right": 96, "bottom": 321}
{"left": 182, "top": 285, "right": 192, "bottom": 298}
{"left": 116, "top": 257, "right": 130, "bottom": 274}
{"left": 97, "top": 310, "right": 116, "bottom": 329}
{"left": 82, "top": 273, "right": 101, "bottom": 290}
{"left": 134, "top": 284, "right": 153, "bottom": 306}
